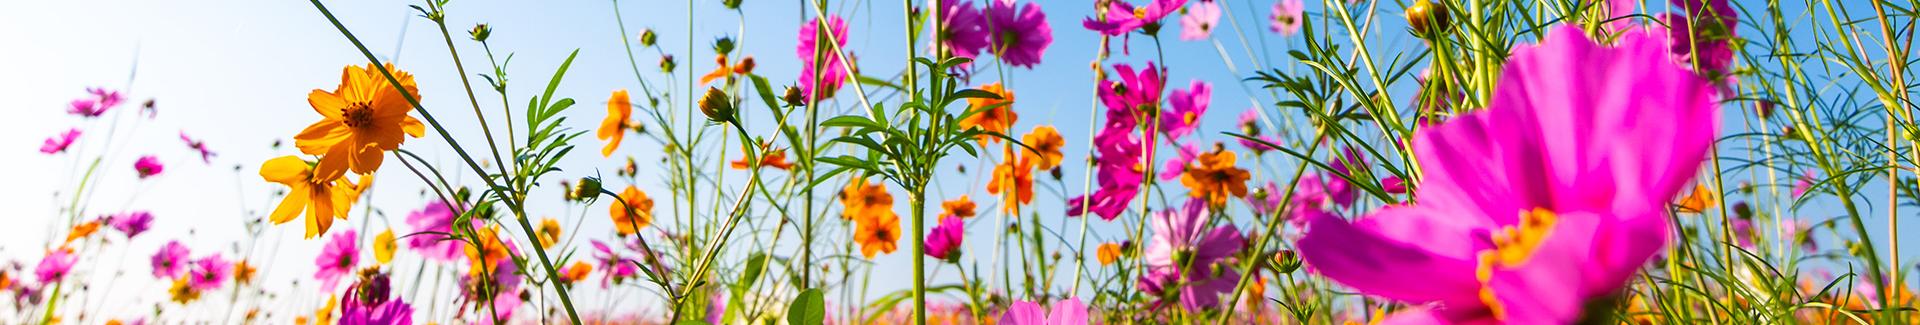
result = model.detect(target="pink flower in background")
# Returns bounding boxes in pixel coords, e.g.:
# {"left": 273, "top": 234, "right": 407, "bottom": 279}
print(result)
{"left": 1159, "top": 143, "right": 1202, "bottom": 180}
{"left": 940, "top": 2, "right": 991, "bottom": 65}
{"left": 36, "top": 248, "right": 78, "bottom": 283}
{"left": 1097, "top": 62, "right": 1166, "bottom": 122}
{"left": 1162, "top": 80, "right": 1211, "bottom": 140}
{"left": 1083, "top": 0, "right": 1188, "bottom": 36}
{"left": 924, "top": 215, "right": 965, "bottom": 260}
{"left": 111, "top": 211, "right": 154, "bottom": 238}
{"left": 986, "top": 0, "right": 1053, "bottom": 68}
{"left": 40, "top": 129, "right": 81, "bottom": 154}
{"left": 181, "top": 132, "right": 216, "bottom": 164}
{"left": 1269, "top": 0, "right": 1304, "bottom": 35}
{"left": 1662, "top": 0, "right": 1738, "bottom": 81}
{"left": 1246, "top": 182, "right": 1285, "bottom": 216}
{"left": 999, "top": 298, "right": 1089, "bottom": 325}
{"left": 1179, "top": 0, "right": 1221, "bottom": 41}
{"left": 1139, "top": 198, "right": 1244, "bottom": 309}
{"left": 797, "top": 15, "right": 851, "bottom": 102}
{"left": 187, "top": 254, "right": 232, "bottom": 291}
{"left": 1298, "top": 26, "right": 1716, "bottom": 323}
{"left": 592, "top": 240, "right": 639, "bottom": 288}
{"left": 134, "top": 155, "right": 164, "bottom": 178}
{"left": 152, "top": 240, "right": 190, "bottom": 278}
{"left": 1069, "top": 119, "right": 1146, "bottom": 220}
{"left": 1792, "top": 171, "right": 1816, "bottom": 199}
{"left": 316, "top": 230, "right": 361, "bottom": 291}
{"left": 1234, "top": 109, "right": 1280, "bottom": 153}
{"left": 405, "top": 200, "right": 468, "bottom": 263}
{"left": 1325, "top": 147, "right": 1365, "bottom": 207}
{"left": 1381, "top": 176, "right": 1407, "bottom": 194}
{"left": 67, "top": 87, "right": 123, "bottom": 117}
{"left": 341, "top": 273, "right": 413, "bottom": 325}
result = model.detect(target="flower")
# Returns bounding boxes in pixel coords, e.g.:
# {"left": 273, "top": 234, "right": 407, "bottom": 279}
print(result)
{"left": 260, "top": 155, "right": 370, "bottom": 238}
{"left": 1179, "top": 0, "right": 1221, "bottom": 40}
{"left": 1159, "top": 143, "right": 1203, "bottom": 180}
{"left": 1180, "top": 148, "right": 1251, "bottom": 207}
{"left": 1069, "top": 125, "right": 1145, "bottom": 220}
{"left": 940, "top": 1, "right": 992, "bottom": 64}
{"left": 66, "top": 219, "right": 101, "bottom": 243}
{"left": 986, "top": 0, "right": 1053, "bottom": 68}
{"left": 537, "top": 217, "right": 563, "bottom": 248}
{"left": 998, "top": 298, "right": 1088, "bottom": 325}
{"left": 853, "top": 206, "right": 902, "bottom": 259}
{"left": 110, "top": 211, "right": 153, "bottom": 238}
{"left": 1234, "top": 109, "right": 1281, "bottom": 153}
{"left": 960, "top": 82, "right": 1018, "bottom": 144}
{"left": 180, "top": 132, "right": 216, "bottom": 163}
{"left": 134, "top": 155, "right": 164, "bottom": 178}
{"left": 1325, "top": 147, "right": 1366, "bottom": 207}
{"left": 1021, "top": 126, "right": 1066, "bottom": 170}
{"left": 599, "top": 90, "right": 633, "bottom": 157}
{"left": 35, "top": 247, "right": 78, "bottom": 283}
{"left": 187, "top": 254, "right": 231, "bottom": 291}
{"left": 40, "top": 129, "right": 80, "bottom": 154}
{"left": 1084, "top": 0, "right": 1188, "bottom": 36}
{"left": 1662, "top": 0, "right": 1738, "bottom": 82}
{"left": 168, "top": 278, "right": 200, "bottom": 303}
{"left": 730, "top": 145, "right": 795, "bottom": 170}
{"left": 988, "top": 155, "right": 1036, "bottom": 211}
{"left": 797, "top": 15, "right": 851, "bottom": 102}
{"left": 373, "top": 229, "right": 397, "bottom": 264}
{"left": 1792, "top": 171, "right": 1815, "bottom": 199}
{"left": 296, "top": 63, "right": 426, "bottom": 180}
{"left": 611, "top": 185, "right": 655, "bottom": 235}
{"left": 591, "top": 240, "right": 640, "bottom": 287}
{"left": 942, "top": 196, "right": 978, "bottom": 219}
{"left": 68, "top": 87, "right": 124, "bottom": 117}
{"left": 924, "top": 215, "right": 965, "bottom": 260}
{"left": 465, "top": 226, "right": 518, "bottom": 274}
{"left": 1270, "top": 0, "right": 1304, "bottom": 35}
{"left": 840, "top": 179, "right": 895, "bottom": 221}
{"left": 340, "top": 286, "right": 413, "bottom": 325}
{"left": 1247, "top": 182, "right": 1285, "bottom": 216}
{"left": 1162, "top": 80, "right": 1211, "bottom": 140}
{"left": 316, "top": 230, "right": 361, "bottom": 291}
{"left": 1098, "top": 62, "right": 1166, "bottom": 125}
{"left": 1097, "top": 242, "right": 1124, "bottom": 266}
{"left": 560, "top": 261, "right": 593, "bottom": 284}
{"left": 1675, "top": 183, "right": 1717, "bottom": 214}
{"left": 405, "top": 200, "right": 466, "bottom": 262}
{"left": 1296, "top": 26, "right": 1716, "bottom": 324}
{"left": 234, "top": 260, "right": 257, "bottom": 285}
{"left": 1139, "top": 199, "right": 1245, "bottom": 309}
{"left": 152, "top": 240, "right": 190, "bottom": 279}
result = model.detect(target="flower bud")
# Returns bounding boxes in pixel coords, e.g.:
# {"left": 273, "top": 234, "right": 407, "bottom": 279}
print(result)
{"left": 638, "top": 28, "right": 657, "bottom": 47}
{"left": 1274, "top": 249, "right": 1301, "bottom": 274}
{"left": 722, "top": 0, "right": 743, "bottom": 10}
{"left": 570, "top": 177, "right": 602, "bottom": 201}
{"left": 1406, "top": 0, "right": 1451, "bottom": 38}
{"left": 659, "top": 55, "right": 676, "bottom": 73}
{"left": 713, "top": 37, "right": 736, "bottom": 56}
{"left": 734, "top": 56, "right": 757, "bottom": 75}
{"left": 698, "top": 87, "right": 736, "bottom": 124}
{"left": 469, "top": 23, "right": 492, "bottom": 42}
{"left": 1732, "top": 201, "right": 1752, "bottom": 219}
{"left": 782, "top": 86, "right": 806, "bottom": 107}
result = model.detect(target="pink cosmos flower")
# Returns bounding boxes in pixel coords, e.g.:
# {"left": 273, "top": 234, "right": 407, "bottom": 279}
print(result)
{"left": 68, "top": 88, "right": 124, "bottom": 117}
{"left": 986, "top": 0, "right": 1053, "bottom": 68}
{"left": 187, "top": 253, "right": 232, "bottom": 291}
{"left": 341, "top": 272, "right": 413, "bottom": 325}
{"left": 36, "top": 248, "right": 78, "bottom": 283}
{"left": 111, "top": 211, "right": 154, "bottom": 238}
{"left": 1269, "top": 0, "right": 1304, "bottom": 35}
{"left": 181, "top": 132, "right": 216, "bottom": 164}
{"left": 406, "top": 200, "right": 469, "bottom": 263}
{"left": 316, "top": 230, "right": 361, "bottom": 291}
{"left": 999, "top": 298, "right": 1089, "bottom": 325}
{"left": 924, "top": 215, "right": 966, "bottom": 260}
{"left": 1792, "top": 171, "right": 1815, "bottom": 199}
{"left": 1179, "top": 0, "right": 1221, "bottom": 41}
{"left": 1139, "top": 198, "right": 1245, "bottom": 309}
{"left": 40, "top": 129, "right": 81, "bottom": 154}
{"left": 152, "top": 240, "right": 190, "bottom": 278}
{"left": 1234, "top": 109, "right": 1281, "bottom": 153}
{"left": 1097, "top": 62, "right": 1166, "bottom": 122}
{"left": 1068, "top": 121, "right": 1146, "bottom": 220}
{"left": 1298, "top": 25, "right": 1717, "bottom": 324}
{"left": 797, "top": 15, "right": 851, "bottom": 102}
{"left": 1662, "top": 0, "right": 1737, "bottom": 81}
{"left": 1159, "top": 143, "right": 1203, "bottom": 180}
{"left": 1084, "top": 0, "right": 1187, "bottom": 36}
{"left": 1162, "top": 80, "right": 1211, "bottom": 140}
{"left": 592, "top": 240, "right": 640, "bottom": 288}
{"left": 1247, "top": 182, "right": 1285, "bottom": 216}
{"left": 1325, "top": 147, "right": 1365, "bottom": 207}
{"left": 134, "top": 155, "right": 164, "bottom": 179}
{"left": 940, "top": 2, "right": 991, "bottom": 66}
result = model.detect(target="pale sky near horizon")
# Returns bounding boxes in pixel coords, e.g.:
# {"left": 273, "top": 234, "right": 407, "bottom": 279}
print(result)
{"left": 2, "top": 0, "right": 1915, "bottom": 323}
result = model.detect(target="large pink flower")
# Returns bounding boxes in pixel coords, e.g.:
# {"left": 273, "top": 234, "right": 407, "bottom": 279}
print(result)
{"left": 316, "top": 230, "right": 361, "bottom": 291}
{"left": 1083, "top": 0, "right": 1188, "bottom": 36}
{"left": 1161, "top": 80, "right": 1211, "bottom": 140}
{"left": 797, "top": 15, "right": 851, "bottom": 102}
{"left": 940, "top": 2, "right": 991, "bottom": 64}
{"left": 405, "top": 200, "right": 468, "bottom": 263}
{"left": 999, "top": 298, "right": 1088, "bottom": 325}
{"left": 986, "top": 0, "right": 1052, "bottom": 68}
{"left": 1298, "top": 25, "right": 1717, "bottom": 324}
{"left": 152, "top": 240, "right": 190, "bottom": 279}
{"left": 1138, "top": 198, "right": 1244, "bottom": 310}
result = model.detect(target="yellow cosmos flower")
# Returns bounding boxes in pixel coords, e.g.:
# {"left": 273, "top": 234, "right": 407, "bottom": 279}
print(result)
{"left": 295, "top": 63, "right": 426, "bottom": 180}
{"left": 599, "top": 90, "right": 633, "bottom": 157}
{"left": 373, "top": 229, "right": 397, "bottom": 264}
{"left": 538, "top": 217, "right": 563, "bottom": 248}
{"left": 610, "top": 185, "right": 654, "bottom": 235}
{"left": 260, "top": 156, "right": 371, "bottom": 238}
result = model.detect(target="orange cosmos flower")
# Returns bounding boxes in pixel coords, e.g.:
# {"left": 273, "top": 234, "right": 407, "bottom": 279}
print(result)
{"left": 465, "top": 226, "right": 512, "bottom": 273}
{"left": 853, "top": 208, "right": 901, "bottom": 258}
{"left": 1676, "top": 183, "right": 1717, "bottom": 214}
{"left": 538, "top": 217, "right": 563, "bottom": 248}
{"left": 560, "top": 261, "right": 593, "bottom": 284}
{"left": 599, "top": 90, "right": 634, "bottom": 157}
{"left": 260, "top": 155, "right": 371, "bottom": 238}
{"left": 959, "top": 82, "right": 1017, "bottom": 144}
{"left": 65, "top": 220, "right": 101, "bottom": 244}
{"left": 1096, "top": 242, "right": 1123, "bottom": 266}
{"left": 1021, "top": 126, "right": 1066, "bottom": 170}
{"left": 1179, "top": 149, "right": 1251, "bottom": 207}
{"left": 730, "top": 145, "right": 795, "bottom": 170}
{"left": 942, "top": 195, "right": 977, "bottom": 219}
{"left": 373, "top": 229, "right": 397, "bottom": 264}
{"left": 233, "top": 260, "right": 257, "bottom": 285}
{"left": 988, "top": 154, "right": 1035, "bottom": 212}
{"left": 610, "top": 185, "right": 654, "bottom": 235}
{"left": 699, "top": 54, "right": 756, "bottom": 86}
{"left": 168, "top": 278, "right": 200, "bottom": 303}
{"left": 839, "top": 179, "right": 894, "bottom": 220}
{"left": 296, "top": 63, "right": 426, "bottom": 180}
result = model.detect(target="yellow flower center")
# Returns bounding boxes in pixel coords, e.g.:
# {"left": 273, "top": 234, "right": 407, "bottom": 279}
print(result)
{"left": 1133, "top": 7, "right": 1149, "bottom": 19}
{"left": 1184, "top": 112, "right": 1198, "bottom": 124}
{"left": 341, "top": 102, "right": 376, "bottom": 128}
{"left": 1474, "top": 208, "right": 1560, "bottom": 320}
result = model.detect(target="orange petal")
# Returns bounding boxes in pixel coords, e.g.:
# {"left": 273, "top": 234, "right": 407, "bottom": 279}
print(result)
{"left": 294, "top": 120, "right": 351, "bottom": 156}
{"left": 260, "top": 156, "right": 313, "bottom": 184}
{"left": 268, "top": 186, "right": 310, "bottom": 224}
{"left": 308, "top": 90, "right": 347, "bottom": 119}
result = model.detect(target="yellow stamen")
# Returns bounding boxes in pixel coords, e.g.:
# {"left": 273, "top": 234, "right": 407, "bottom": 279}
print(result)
{"left": 1472, "top": 208, "right": 1560, "bottom": 320}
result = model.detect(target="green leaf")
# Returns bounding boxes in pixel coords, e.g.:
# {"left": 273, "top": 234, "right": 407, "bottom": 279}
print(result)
{"left": 950, "top": 88, "right": 1002, "bottom": 101}
{"left": 787, "top": 289, "right": 826, "bottom": 325}
{"left": 737, "top": 253, "right": 767, "bottom": 289}
{"left": 821, "top": 115, "right": 878, "bottom": 129}
{"left": 539, "top": 49, "right": 581, "bottom": 111}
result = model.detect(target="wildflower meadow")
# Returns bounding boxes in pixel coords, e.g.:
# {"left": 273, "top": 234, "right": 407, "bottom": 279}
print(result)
{"left": 7, "top": 0, "right": 1920, "bottom": 323}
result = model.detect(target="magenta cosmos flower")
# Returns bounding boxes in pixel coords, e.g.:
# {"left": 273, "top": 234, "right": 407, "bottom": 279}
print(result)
{"left": 35, "top": 248, "right": 78, "bottom": 283}
{"left": 111, "top": 210, "right": 154, "bottom": 238}
{"left": 341, "top": 273, "right": 414, "bottom": 325}
{"left": 316, "top": 230, "right": 361, "bottom": 291}
{"left": 1161, "top": 80, "right": 1211, "bottom": 140}
{"left": 406, "top": 200, "right": 469, "bottom": 263}
{"left": 1159, "top": 143, "right": 1203, "bottom": 180}
{"left": 1068, "top": 62, "right": 1167, "bottom": 220}
{"left": 924, "top": 215, "right": 965, "bottom": 260}
{"left": 986, "top": 0, "right": 1052, "bottom": 68}
{"left": 999, "top": 298, "right": 1089, "bottom": 325}
{"left": 797, "top": 15, "right": 851, "bottom": 102}
{"left": 187, "top": 253, "right": 232, "bottom": 291}
{"left": 1179, "top": 0, "right": 1221, "bottom": 41}
{"left": 1297, "top": 25, "right": 1717, "bottom": 324}
{"left": 592, "top": 240, "right": 640, "bottom": 288}
{"left": 152, "top": 240, "right": 190, "bottom": 278}
{"left": 40, "top": 129, "right": 80, "bottom": 154}
{"left": 1084, "top": 0, "right": 1188, "bottom": 36}
{"left": 134, "top": 155, "right": 164, "bottom": 178}
{"left": 1661, "top": 0, "right": 1737, "bottom": 81}
{"left": 68, "top": 87, "right": 124, "bottom": 117}
{"left": 1269, "top": 0, "right": 1303, "bottom": 35}
{"left": 1234, "top": 109, "right": 1281, "bottom": 153}
{"left": 181, "top": 132, "right": 216, "bottom": 164}
{"left": 940, "top": 2, "right": 991, "bottom": 65}
{"left": 1139, "top": 198, "right": 1244, "bottom": 310}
